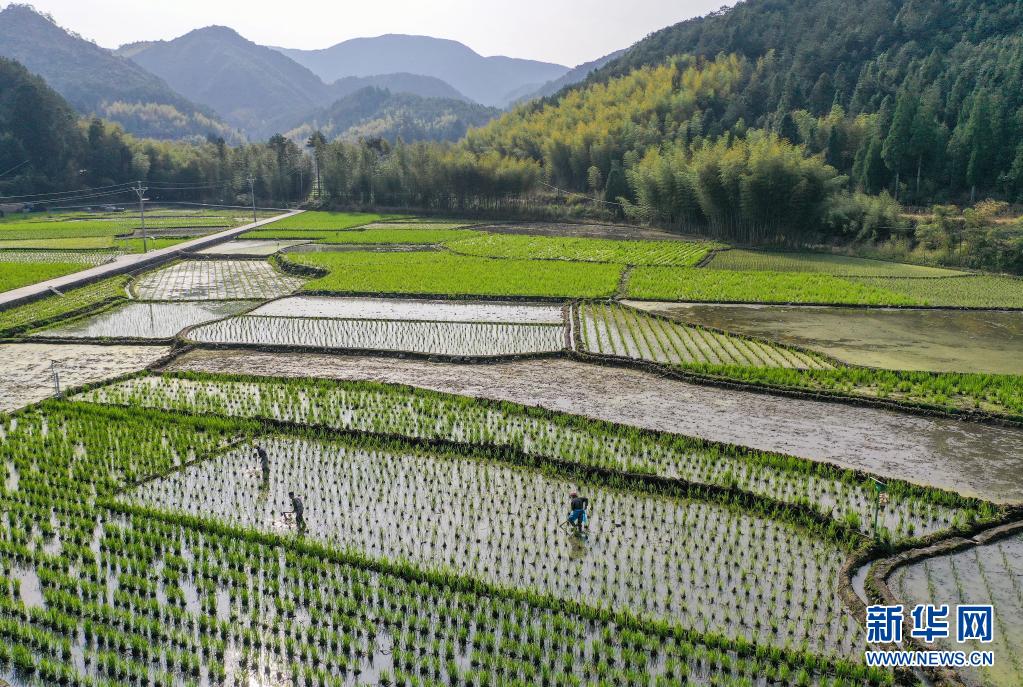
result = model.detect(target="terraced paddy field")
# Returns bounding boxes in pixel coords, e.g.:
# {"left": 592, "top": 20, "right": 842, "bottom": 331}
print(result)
{"left": 164, "top": 350, "right": 1023, "bottom": 504}
{"left": 627, "top": 268, "right": 1023, "bottom": 308}
{"left": 625, "top": 301, "right": 1023, "bottom": 374}
{"left": 0, "top": 213, "right": 1020, "bottom": 687}
{"left": 132, "top": 260, "right": 305, "bottom": 301}
{"left": 34, "top": 301, "right": 256, "bottom": 340}
{"left": 578, "top": 302, "right": 831, "bottom": 369}
{"left": 888, "top": 533, "right": 1023, "bottom": 687}
{"left": 0, "top": 277, "right": 129, "bottom": 338}
{"left": 705, "top": 250, "right": 965, "bottom": 277}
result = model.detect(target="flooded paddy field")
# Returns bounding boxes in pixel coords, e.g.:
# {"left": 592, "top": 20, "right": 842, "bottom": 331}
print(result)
{"left": 251, "top": 296, "right": 565, "bottom": 324}
{"left": 35, "top": 301, "right": 256, "bottom": 340}
{"left": 189, "top": 316, "right": 566, "bottom": 356}
{"left": 124, "top": 435, "right": 864, "bottom": 656}
{"left": 0, "top": 342, "right": 169, "bottom": 412}
{"left": 132, "top": 260, "right": 305, "bottom": 300}
{"left": 889, "top": 533, "right": 1023, "bottom": 686}
{"left": 84, "top": 373, "right": 976, "bottom": 540}
{"left": 625, "top": 301, "right": 1023, "bottom": 374}
{"left": 194, "top": 239, "right": 310, "bottom": 256}
{"left": 165, "top": 349, "right": 1023, "bottom": 503}
{"left": 579, "top": 301, "right": 831, "bottom": 369}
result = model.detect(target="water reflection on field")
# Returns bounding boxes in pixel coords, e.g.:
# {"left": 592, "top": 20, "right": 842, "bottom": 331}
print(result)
{"left": 625, "top": 301, "right": 1023, "bottom": 374}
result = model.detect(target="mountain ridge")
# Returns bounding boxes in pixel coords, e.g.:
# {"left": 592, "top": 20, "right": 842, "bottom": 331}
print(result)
{"left": 0, "top": 4, "right": 236, "bottom": 141}
{"left": 276, "top": 33, "right": 570, "bottom": 107}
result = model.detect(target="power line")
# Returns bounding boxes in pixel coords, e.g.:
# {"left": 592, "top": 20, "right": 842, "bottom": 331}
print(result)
{"left": 0, "top": 181, "right": 137, "bottom": 202}
{"left": 0, "top": 160, "right": 30, "bottom": 178}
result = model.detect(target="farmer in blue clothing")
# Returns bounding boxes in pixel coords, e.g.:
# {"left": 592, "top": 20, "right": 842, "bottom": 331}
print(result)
{"left": 568, "top": 491, "right": 589, "bottom": 534}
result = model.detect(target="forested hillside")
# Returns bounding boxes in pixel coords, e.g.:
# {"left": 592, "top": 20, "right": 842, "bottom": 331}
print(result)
{"left": 573, "top": 0, "right": 1023, "bottom": 205}
{"left": 288, "top": 87, "right": 500, "bottom": 144}
{"left": 0, "top": 4, "right": 235, "bottom": 141}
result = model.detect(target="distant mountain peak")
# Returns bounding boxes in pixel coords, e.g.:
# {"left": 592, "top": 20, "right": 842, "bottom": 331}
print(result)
{"left": 276, "top": 34, "right": 569, "bottom": 107}
{"left": 0, "top": 2, "right": 235, "bottom": 141}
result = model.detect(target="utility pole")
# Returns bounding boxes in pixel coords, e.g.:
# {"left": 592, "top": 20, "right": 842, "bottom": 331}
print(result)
{"left": 133, "top": 181, "right": 149, "bottom": 253}
{"left": 248, "top": 176, "right": 257, "bottom": 224}
{"left": 50, "top": 360, "right": 61, "bottom": 399}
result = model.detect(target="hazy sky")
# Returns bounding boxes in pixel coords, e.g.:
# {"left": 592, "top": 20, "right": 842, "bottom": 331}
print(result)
{"left": 13, "top": 0, "right": 736, "bottom": 66}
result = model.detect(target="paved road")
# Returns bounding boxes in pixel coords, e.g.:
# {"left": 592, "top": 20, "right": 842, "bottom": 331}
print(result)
{"left": 0, "top": 209, "right": 301, "bottom": 309}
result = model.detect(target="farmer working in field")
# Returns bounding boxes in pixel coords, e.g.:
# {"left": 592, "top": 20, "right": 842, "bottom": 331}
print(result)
{"left": 288, "top": 491, "right": 305, "bottom": 532}
{"left": 567, "top": 491, "right": 589, "bottom": 534}
{"left": 255, "top": 444, "right": 270, "bottom": 485}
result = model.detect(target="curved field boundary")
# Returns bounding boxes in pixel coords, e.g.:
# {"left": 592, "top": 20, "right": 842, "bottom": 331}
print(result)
{"left": 627, "top": 295, "right": 1023, "bottom": 312}
{"left": 577, "top": 300, "right": 840, "bottom": 370}
{"left": 568, "top": 350, "right": 1023, "bottom": 428}
{"left": 839, "top": 518, "right": 1023, "bottom": 687}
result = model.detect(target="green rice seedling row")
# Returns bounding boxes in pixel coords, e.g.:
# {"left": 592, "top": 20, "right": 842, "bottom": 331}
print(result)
{"left": 35, "top": 301, "right": 257, "bottom": 340}
{"left": 124, "top": 435, "right": 864, "bottom": 657}
{"left": 578, "top": 302, "right": 831, "bottom": 369}
{"left": 705, "top": 250, "right": 965, "bottom": 277}
{"left": 0, "top": 261, "right": 94, "bottom": 293}
{"left": 0, "top": 250, "right": 119, "bottom": 266}
{"left": 846, "top": 275, "right": 1023, "bottom": 309}
{"left": 188, "top": 315, "right": 566, "bottom": 356}
{"left": 243, "top": 227, "right": 479, "bottom": 244}
{"left": 446, "top": 233, "right": 722, "bottom": 266}
{"left": 0, "top": 394, "right": 894, "bottom": 687}
{"left": 626, "top": 268, "right": 918, "bottom": 305}
{"left": 251, "top": 296, "right": 565, "bottom": 324}
{"left": 132, "top": 260, "right": 305, "bottom": 301}
{"left": 0, "top": 277, "right": 129, "bottom": 337}
{"left": 290, "top": 251, "right": 622, "bottom": 298}
{"left": 663, "top": 364, "right": 1023, "bottom": 418}
{"left": 80, "top": 375, "right": 984, "bottom": 541}
{"left": 888, "top": 533, "right": 1023, "bottom": 686}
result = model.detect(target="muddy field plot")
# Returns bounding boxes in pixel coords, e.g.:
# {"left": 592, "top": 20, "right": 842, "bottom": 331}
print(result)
{"left": 82, "top": 375, "right": 980, "bottom": 541}
{"left": 189, "top": 316, "right": 566, "bottom": 357}
{"left": 132, "top": 260, "right": 305, "bottom": 300}
{"left": 889, "top": 534, "right": 1023, "bottom": 687}
{"left": 195, "top": 239, "right": 310, "bottom": 256}
{"left": 123, "top": 435, "right": 864, "bottom": 657}
{"left": 579, "top": 301, "right": 831, "bottom": 369}
{"left": 0, "top": 342, "right": 169, "bottom": 412}
{"left": 35, "top": 301, "right": 256, "bottom": 340}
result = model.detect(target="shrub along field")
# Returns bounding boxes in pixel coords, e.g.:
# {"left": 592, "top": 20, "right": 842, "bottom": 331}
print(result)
{"left": 291, "top": 251, "right": 622, "bottom": 298}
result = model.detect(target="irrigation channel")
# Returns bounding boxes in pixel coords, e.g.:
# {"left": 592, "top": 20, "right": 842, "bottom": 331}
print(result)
{"left": 167, "top": 350, "right": 1023, "bottom": 504}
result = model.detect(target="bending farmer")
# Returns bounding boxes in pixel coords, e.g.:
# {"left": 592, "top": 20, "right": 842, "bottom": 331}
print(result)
{"left": 288, "top": 491, "right": 305, "bottom": 532}
{"left": 568, "top": 491, "right": 589, "bottom": 533}
{"left": 255, "top": 444, "right": 270, "bottom": 484}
